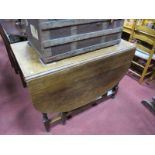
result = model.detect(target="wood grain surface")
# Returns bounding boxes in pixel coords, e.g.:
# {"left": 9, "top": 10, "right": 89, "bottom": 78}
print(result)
{"left": 11, "top": 40, "right": 135, "bottom": 113}
{"left": 28, "top": 49, "right": 135, "bottom": 113}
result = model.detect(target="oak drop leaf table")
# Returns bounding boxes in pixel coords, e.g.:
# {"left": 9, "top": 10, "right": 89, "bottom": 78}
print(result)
{"left": 11, "top": 40, "right": 135, "bottom": 131}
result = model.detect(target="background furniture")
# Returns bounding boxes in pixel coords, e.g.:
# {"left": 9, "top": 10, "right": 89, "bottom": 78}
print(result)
{"left": 0, "top": 23, "right": 18, "bottom": 72}
{"left": 122, "top": 19, "right": 155, "bottom": 83}
{"left": 0, "top": 20, "right": 27, "bottom": 87}
{"left": 123, "top": 19, "right": 137, "bottom": 41}
{"left": 0, "top": 19, "right": 27, "bottom": 43}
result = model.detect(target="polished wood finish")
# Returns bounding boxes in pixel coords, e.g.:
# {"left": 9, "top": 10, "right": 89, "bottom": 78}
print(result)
{"left": 11, "top": 40, "right": 135, "bottom": 113}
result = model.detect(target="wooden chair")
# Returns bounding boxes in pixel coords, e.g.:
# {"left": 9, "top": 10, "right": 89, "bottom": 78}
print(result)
{"left": 0, "top": 23, "right": 18, "bottom": 73}
{"left": 122, "top": 19, "right": 137, "bottom": 41}
{"left": 0, "top": 23, "right": 27, "bottom": 87}
{"left": 132, "top": 27, "right": 155, "bottom": 83}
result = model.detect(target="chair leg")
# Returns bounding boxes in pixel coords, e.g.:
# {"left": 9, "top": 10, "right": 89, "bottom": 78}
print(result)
{"left": 139, "top": 52, "right": 154, "bottom": 84}
{"left": 19, "top": 69, "right": 27, "bottom": 87}
{"left": 5, "top": 46, "right": 15, "bottom": 68}
{"left": 15, "top": 60, "right": 27, "bottom": 88}
{"left": 13, "top": 60, "right": 19, "bottom": 74}
{"left": 5, "top": 47, "right": 19, "bottom": 74}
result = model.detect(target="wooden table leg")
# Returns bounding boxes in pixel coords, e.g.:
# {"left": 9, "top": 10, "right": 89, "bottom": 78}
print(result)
{"left": 42, "top": 113, "right": 50, "bottom": 132}
{"left": 41, "top": 87, "right": 120, "bottom": 132}
{"left": 61, "top": 112, "right": 67, "bottom": 125}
